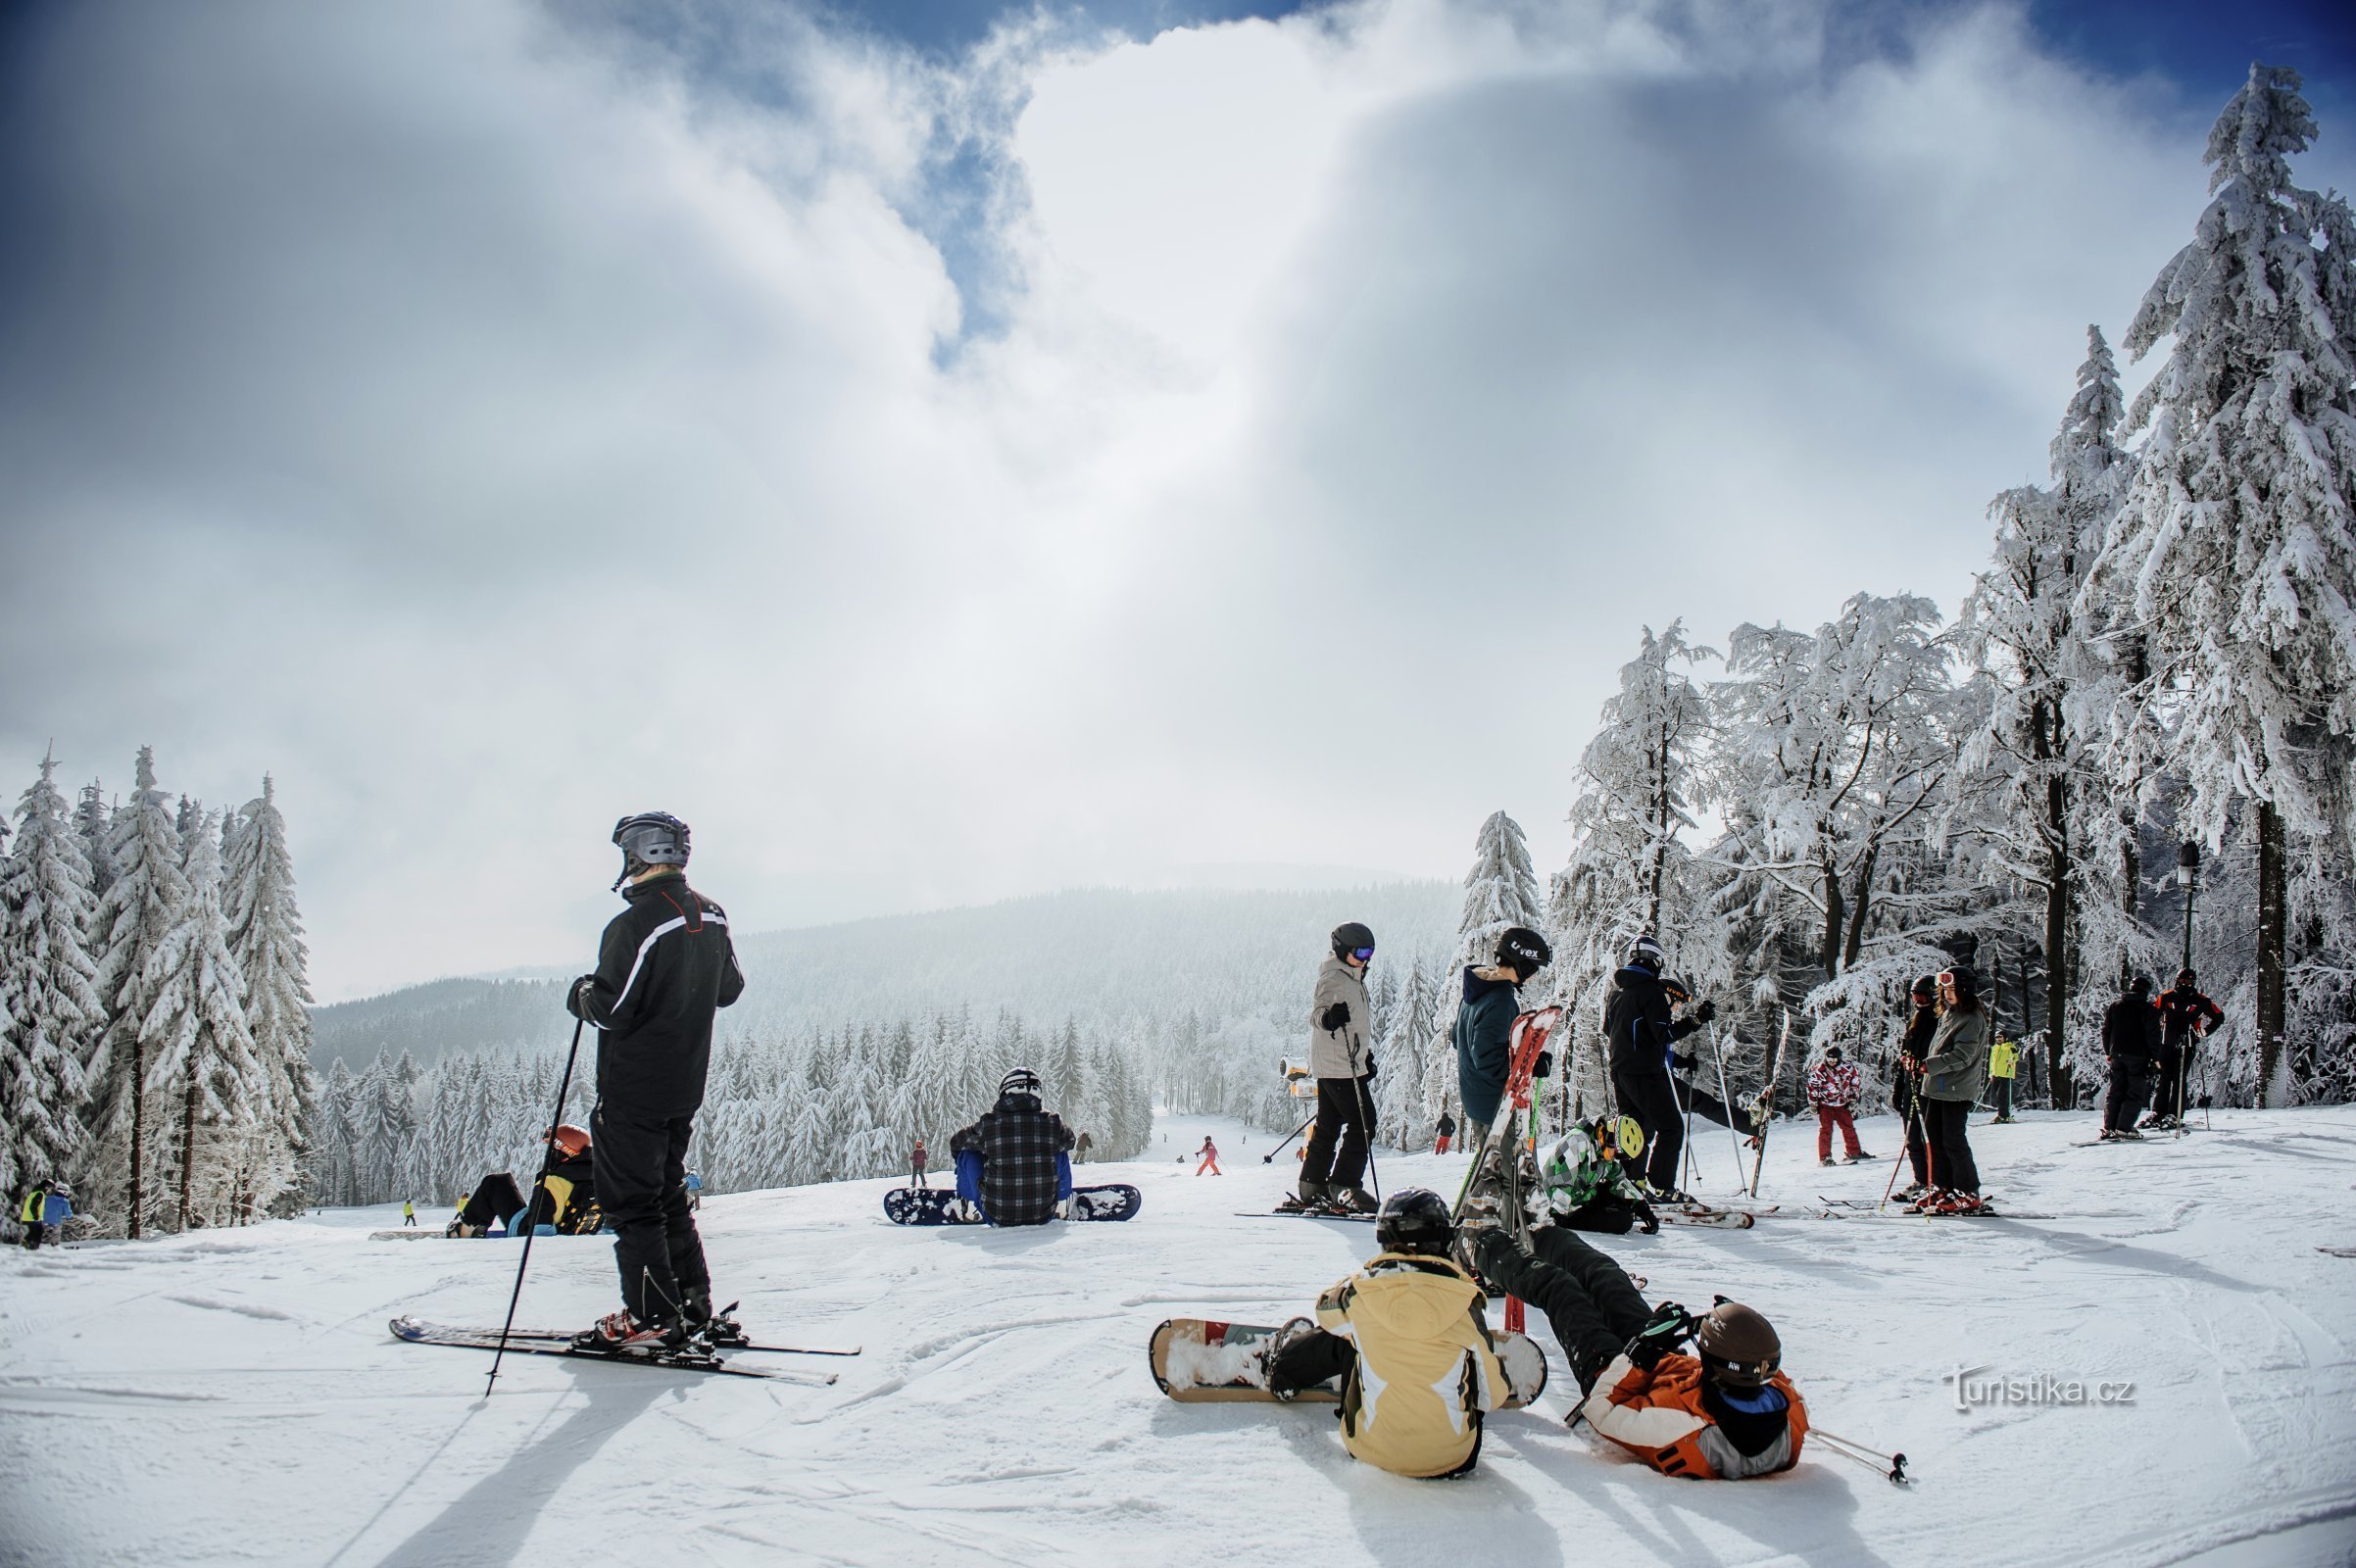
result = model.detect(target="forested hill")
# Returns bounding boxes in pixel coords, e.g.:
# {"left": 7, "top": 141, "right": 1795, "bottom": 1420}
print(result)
{"left": 310, "top": 881, "right": 1458, "bottom": 1070}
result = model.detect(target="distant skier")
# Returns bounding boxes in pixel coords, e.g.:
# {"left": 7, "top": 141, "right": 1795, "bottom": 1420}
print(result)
{"left": 1891, "top": 975, "right": 1938, "bottom": 1200}
{"left": 1805, "top": 1047, "right": 1871, "bottom": 1166}
{"left": 1291, "top": 922, "right": 1380, "bottom": 1214}
{"left": 910, "top": 1139, "right": 929, "bottom": 1189}
{"left": 1985, "top": 1033, "right": 2021, "bottom": 1123}
{"left": 950, "top": 1067, "right": 1076, "bottom": 1226}
{"left": 1434, "top": 1110, "right": 1456, "bottom": 1155}
{"left": 1911, "top": 969, "right": 1988, "bottom": 1211}
{"left": 1454, "top": 925, "right": 1555, "bottom": 1151}
{"left": 2148, "top": 969, "right": 2223, "bottom": 1130}
{"left": 1602, "top": 938, "right": 1728, "bottom": 1199}
{"left": 1195, "top": 1137, "right": 1221, "bottom": 1176}
{"left": 1469, "top": 1227, "right": 1807, "bottom": 1478}
{"left": 1262, "top": 1189, "right": 1509, "bottom": 1479}
{"left": 2100, "top": 975, "right": 2162, "bottom": 1142}
{"left": 565, "top": 811, "right": 747, "bottom": 1352}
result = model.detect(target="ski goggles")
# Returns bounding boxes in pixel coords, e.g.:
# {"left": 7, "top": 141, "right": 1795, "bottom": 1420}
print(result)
{"left": 1350, "top": 946, "right": 1375, "bottom": 962}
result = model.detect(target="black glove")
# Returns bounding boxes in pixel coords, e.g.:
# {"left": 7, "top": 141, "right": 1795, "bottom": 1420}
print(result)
{"left": 565, "top": 975, "right": 596, "bottom": 1021}
{"left": 1318, "top": 1002, "right": 1350, "bottom": 1032}
{"left": 1672, "top": 1051, "right": 1695, "bottom": 1075}
{"left": 1693, "top": 999, "right": 1718, "bottom": 1024}
{"left": 1634, "top": 1200, "right": 1660, "bottom": 1236}
{"left": 1623, "top": 1300, "right": 1693, "bottom": 1372}
{"left": 1533, "top": 1050, "right": 1554, "bottom": 1080}
{"left": 1361, "top": 1058, "right": 1377, "bottom": 1083}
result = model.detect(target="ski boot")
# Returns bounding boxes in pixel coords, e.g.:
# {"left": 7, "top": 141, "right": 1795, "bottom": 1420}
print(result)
{"left": 1927, "top": 1191, "right": 1987, "bottom": 1215}
{"left": 572, "top": 1309, "right": 688, "bottom": 1354}
{"left": 683, "top": 1288, "right": 747, "bottom": 1348}
{"left": 1843, "top": 1151, "right": 1877, "bottom": 1163}
{"left": 1322, "top": 1186, "right": 1380, "bottom": 1216}
{"left": 1275, "top": 1179, "right": 1329, "bottom": 1214}
{"left": 1820, "top": 1156, "right": 1837, "bottom": 1168}
{"left": 1893, "top": 1182, "right": 1928, "bottom": 1203}
{"left": 1905, "top": 1187, "right": 1949, "bottom": 1213}
{"left": 1262, "top": 1317, "right": 1321, "bottom": 1400}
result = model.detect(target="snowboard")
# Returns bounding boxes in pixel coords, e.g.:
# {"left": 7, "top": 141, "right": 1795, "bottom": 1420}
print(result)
{"left": 388, "top": 1317, "right": 839, "bottom": 1384}
{"left": 2318, "top": 1247, "right": 2356, "bottom": 1258}
{"left": 883, "top": 1184, "right": 1142, "bottom": 1226}
{"left": 1149, "top": 1318, "right": 1546, "bottom": 1407}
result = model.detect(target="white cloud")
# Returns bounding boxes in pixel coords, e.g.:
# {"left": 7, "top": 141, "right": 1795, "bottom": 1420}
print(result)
{"left": 3, "top": 0, "right": 2335, "bottom": 998}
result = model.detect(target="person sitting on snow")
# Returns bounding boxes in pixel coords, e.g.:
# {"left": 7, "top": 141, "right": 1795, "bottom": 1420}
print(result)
{"left": 1530, "top": 1118, "right": 1660, "bottom": 1235}
{"left": 1262, "top": 1188, "right": 1510, "bottom": 1479}
{"left": 1469, "top": 1226, "right": 1808, "bottom": 1479}
{"left": 949, "top": 1067, "right": 1076, "bottom": 1226}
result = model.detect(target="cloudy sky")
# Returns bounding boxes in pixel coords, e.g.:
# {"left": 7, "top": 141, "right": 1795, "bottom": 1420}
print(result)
{"left": 2, "top": 0, "right": 2349, "bottom": 1000}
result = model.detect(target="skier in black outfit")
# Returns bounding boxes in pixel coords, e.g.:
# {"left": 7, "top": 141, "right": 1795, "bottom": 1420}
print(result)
{"left": 2147, "top": 969, "right": 2224, "bottom": 1130}
{"left": 1603, "top": 938, "right": 1728, "bottom": 1197}
{"left": 2100, "top": 976, "right": 2162, "bottom": 1141}
{"left": 951, "top": 1068, "right": 1077, "bottom": 1225}
{"left": 1891, "top": 975, "right": 1938, "bottom": 1200}
{"left": 566, "top": 811, "right": 746, "bottom": 1351}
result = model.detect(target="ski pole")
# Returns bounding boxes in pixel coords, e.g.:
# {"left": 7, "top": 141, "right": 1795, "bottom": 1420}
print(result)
{"left": 486, "top": 1014, "right": 586, "bottom": 1397}
{"left": 1812, "top": 1426, "right": 1909, "bottom": 1485}
{"left": 1709, "top": 1024, "right": 1745, "bottom": 1191}
{"left": 1881, "top": 1087, "right": 1924, "bottom": 1210}
{"left": 1262, "top": 1111, "right": 1316, "bottom": 1164}
{"left": 1353, "top": 1069, "right": 1382, "bottom": 1204}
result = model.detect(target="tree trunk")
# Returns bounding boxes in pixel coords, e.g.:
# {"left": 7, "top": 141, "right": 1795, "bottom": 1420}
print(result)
{"left": 1820, "top": 851, "right": 1844, "bottom": 979}
{"left": 179, "top": 1074, "right": 199, "bottom": 1234}
{"left": 1841, "top": 843, "right": 1879, "bottom": 972}
{"left": 2120, "top": 809, "right": 2138, "bottom": 993}
{"left": 2045, "top": 841, "right": 2072, "bottom": 1110}
{"left": 128, "top": 1036, "right": 145, "bottom": 1241}
{"left": 2257, "top": 799, "right": 2288, "bottom": 1107}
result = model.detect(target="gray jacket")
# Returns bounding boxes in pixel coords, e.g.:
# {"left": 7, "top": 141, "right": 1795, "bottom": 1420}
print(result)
{"left": 1920, "top": 1008, "right": 1989, "bottom": 1103}
{"left": 1309, "top": 956, "right": 1373, "bottom": 1079}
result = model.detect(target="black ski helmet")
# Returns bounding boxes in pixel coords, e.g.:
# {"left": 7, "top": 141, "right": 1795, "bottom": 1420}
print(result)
{"left": 1331, "top": 921, "right": 1376, "bottom": 961}
{"left": 2175, "top": 967, "right": 2197, "bottom": 990}
{"left": 1498, "top": 926, "right": 1552, "bottom": 980}
{"left": 999, "top": 1067, "right": 1041, "bottom": 1098}
{"left": 1910, "top": 974, "right": 1938, "bottom": 1004}
{"left": 612, "top": 811, "right": 690, "bottom": 888}
{"left": 2129, "top": 973, "right": 2153, "bottom": 999}
{"left": 1627, "top": 935, "right": 1666, "bottom": 971}
{"left": 1694, "top": 1298, "right": 1782, "bottom": 1389}
{"left": 1374, "top": 1188, "right": 1455, "bottom": 1258}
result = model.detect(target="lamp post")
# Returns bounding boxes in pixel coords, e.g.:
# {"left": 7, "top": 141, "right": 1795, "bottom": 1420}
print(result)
{"left": 2177, "top": 840, "right": 2200, "bottom": 977}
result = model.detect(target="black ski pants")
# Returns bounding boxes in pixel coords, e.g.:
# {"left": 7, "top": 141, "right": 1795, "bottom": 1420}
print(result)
{"left": 1475, "top": 1227, "right": 1652, "bottom": 1392}
{"left": 1921, "top": 1098, "right": 1981, "bottom": 1195}
{"left": 1302, "top": 1075, "right": 1371, "bottom": 1190}
{"left": 593, "top": 1102, "right": 711, "bottom": 1324}
{"left": 1267, "top": 1324, "right": 1356, "bottom": 1396}
{"left": 2103, "top": 1059, "right": 2153, "bottom": 1134}
{"left": 2147, "top": 1050, "right": 2187, "bottom": 1122}
{"left": 1613, "top": 1063, "right": 1738, "bottom": 1192}
{"left": 1897, "top": 1081, "right": 1931, "bottom": 1187}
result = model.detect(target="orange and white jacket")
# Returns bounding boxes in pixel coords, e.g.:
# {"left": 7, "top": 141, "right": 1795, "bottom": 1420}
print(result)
{"left": 1578, "top": 1351, "right": 1808, "bottom": 1479}
{"left": 1315, "top": 1251, "right": 1509, "bottom": 1478}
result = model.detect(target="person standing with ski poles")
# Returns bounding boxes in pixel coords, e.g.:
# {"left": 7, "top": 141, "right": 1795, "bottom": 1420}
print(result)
{"left": 1286, "top": 922, "right": 1380, "bottom": 1214}
{"left": 565, "top": 811, "right": 746, "bottom": 1352}
{"left": 2147, "top": 969, "right": 2223, "bottom": 1132}
{"left": 1602, "top": 937, "right": 1719, "bottom": 1200}
{"left": 1890, "top": 976, "right": 1938, "bottom": 1202}
{"left": 1912, "top": 968, "right": 1989, "bottom": 1212}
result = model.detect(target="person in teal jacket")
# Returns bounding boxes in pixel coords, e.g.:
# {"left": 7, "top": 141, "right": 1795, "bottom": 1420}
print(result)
{"left": 1452, "top": 927, "right": 1553, "bottom": 1146}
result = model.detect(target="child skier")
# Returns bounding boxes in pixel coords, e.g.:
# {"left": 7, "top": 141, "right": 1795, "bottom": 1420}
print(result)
{"left": 910, "top": 1138, "right": 929, "bottom": 1189}
{"left": 1804, "top": 1047, "right": 1872, "bottom": 1165}
{"left": 1470, "top": 1227, "right": 1808, "bottom": 1479}
{"left": 1263, "top": 1189, "right": 1509, "bottom": 1479}
{"left": 1195, "top": 1137, "right": 1220, "bottom": 1176}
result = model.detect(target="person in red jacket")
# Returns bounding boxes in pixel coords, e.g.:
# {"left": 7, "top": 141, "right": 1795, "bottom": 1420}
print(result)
{"left": 1195, "top": 1137, "right": 1221, "bottom": 1176}
{"left": 2146, "top": 969, "right": 2224, "bottom": 1130}
{"left": 1805, "top": 1047, "right": 1872, "bottom": 1166}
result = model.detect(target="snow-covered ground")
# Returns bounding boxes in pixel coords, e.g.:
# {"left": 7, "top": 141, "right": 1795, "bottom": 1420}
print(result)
{"left": 4, "top": 1105, "right": 2354, "bottom": 1567}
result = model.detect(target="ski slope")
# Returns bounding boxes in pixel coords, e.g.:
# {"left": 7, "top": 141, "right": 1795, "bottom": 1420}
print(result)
{"left": 3, "top": 1106, "right": 2354, "bottom": 1568}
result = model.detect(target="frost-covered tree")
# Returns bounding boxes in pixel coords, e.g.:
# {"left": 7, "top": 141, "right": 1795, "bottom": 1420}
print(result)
{"left": 1547, "top": 623, "right": 1714, "bottom": 1114}
{"left": 145, "top": 808, "right": 260, "bottom": 1231}
{"left": 225, "top": 776, "right": 316, "bottom": 1215}
{"left": 85, "top": 749, "right": 193, "bottom": 1237}
{"left": 0, "top": 751, "right": 102, "bottom": 1194}
{"left": 74, "top": 781, "right": 115, "bottom": 900}
{"left": 1957, "top": 327, "right": 2144, "bottom": 1102}
{"left": 2094, "top": 65, "right": 2356, "bottom": 1104}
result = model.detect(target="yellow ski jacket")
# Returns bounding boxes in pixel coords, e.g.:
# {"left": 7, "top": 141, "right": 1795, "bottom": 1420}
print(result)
{"left": 1314, "top": 1251, "right": 1508, "bottom": 1478}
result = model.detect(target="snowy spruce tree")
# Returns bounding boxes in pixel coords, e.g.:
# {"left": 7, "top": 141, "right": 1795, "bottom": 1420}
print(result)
{"left": 1546, "top": 622, "right": 1713, "bottom": 1113}
{"left": 2095, "top": 65, "right": 2356, "bottom": 1105}
{"left": 0, "top": 751, "right": 102, "bottom": 1196}
{"left": 224, "top": 776, "right": 317, "bottom": 1216}
{"left": 143, "top": 808, "right": 261, "bottom": 1231}
{"left": 86, "top": 749, "right": 194, "bottom": 1237}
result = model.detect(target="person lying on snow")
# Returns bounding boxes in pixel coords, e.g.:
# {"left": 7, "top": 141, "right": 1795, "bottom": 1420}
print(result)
{"left": 1470, "top": 1226, "right": 1806, "bottom": 1479}
{"left": 1260, "top": 1189, "right": 1512, "bottom": 1480}
{"left": 949, "top": 1067, "right": 1076, "bottom": 1225}
{"left": 1531, "top": 1118, "right": 1660, "bottom": 1235}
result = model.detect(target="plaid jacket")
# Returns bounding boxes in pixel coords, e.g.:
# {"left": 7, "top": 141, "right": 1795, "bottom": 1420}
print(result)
{"left": 1805, "top": 1059, "right": 1862, "bottom": 1107}
{"left": 951, "top": 1092, "right": 1075, "bottom": 1225}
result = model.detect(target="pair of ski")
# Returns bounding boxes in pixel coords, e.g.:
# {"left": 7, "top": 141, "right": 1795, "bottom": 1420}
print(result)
{"left": 1811, "top": 1197, "right": 2056, "bottom": 1220}
{"left": 389, "top": 1315, "right": 860, "bottom": 1383}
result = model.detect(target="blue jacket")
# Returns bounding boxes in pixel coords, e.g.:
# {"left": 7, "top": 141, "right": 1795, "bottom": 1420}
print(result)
{"left": 1453, "top": 966, "right": 1523, "bottom": 1127}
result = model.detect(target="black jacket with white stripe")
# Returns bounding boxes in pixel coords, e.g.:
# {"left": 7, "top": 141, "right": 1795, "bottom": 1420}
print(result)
{"left": 569, "top": 871, "right": 746, "bottom": 1117}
